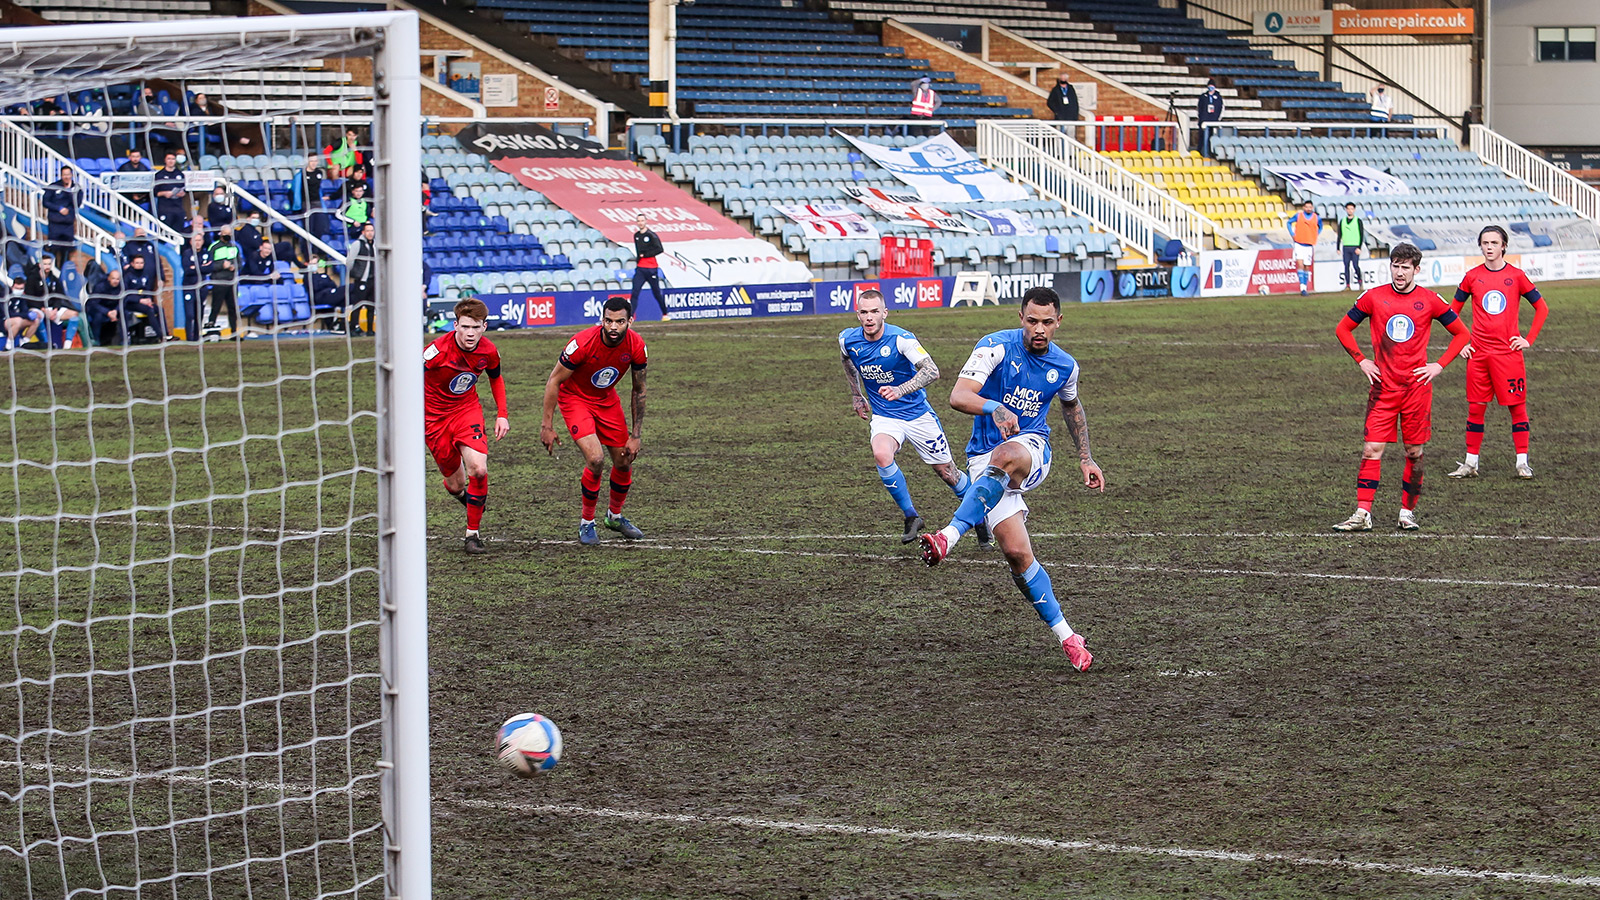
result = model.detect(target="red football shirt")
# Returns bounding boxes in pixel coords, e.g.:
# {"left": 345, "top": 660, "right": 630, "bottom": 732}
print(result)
{"left": 558, "top": 325, "right": 647, "bottom": 403}
{"left": 1456, "top": 263, "right": 1540, "bottom": 357}
{"left": 1352, "top": 283, "right": 1453, "bottom": 388}
{"left": 423, "top": 332, "right": 502, "bottom": 419}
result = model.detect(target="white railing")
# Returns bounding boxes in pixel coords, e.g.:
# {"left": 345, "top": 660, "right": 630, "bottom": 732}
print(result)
{"left": 225, "top": 180, "right": 347, "bottom": 264}
{"left": 977, "top": 123, "right": 1172, "bottom": 260}
{"left": 0, "top": 120, "right": 186, "bottom": 246}
{"left": 0, "top": 161, "right": 120, "bottom": 266}
{"left": 1470, "top": 124, "right": 1600, "bottom": 222}
{"left": 985, "top": 121, "right": 1214, "bottom": 252}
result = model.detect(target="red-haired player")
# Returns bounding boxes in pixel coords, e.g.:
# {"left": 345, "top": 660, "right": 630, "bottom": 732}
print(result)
{"left": 424, "top": 298, "right": 509, "bottom": 554}
{"left": 1332, "top": 243, "right": 1471, "bottom": 532}
{"left": 1447, "top": 225, "right": 1548, "bottom": 479}
{"left": 540, "top": 296, "right": 648, "bottom": 545}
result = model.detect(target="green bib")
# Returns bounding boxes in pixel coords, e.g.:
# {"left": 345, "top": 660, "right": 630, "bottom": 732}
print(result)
{"left": 1340, "top": 217, "right": 1362, "bottom": 247}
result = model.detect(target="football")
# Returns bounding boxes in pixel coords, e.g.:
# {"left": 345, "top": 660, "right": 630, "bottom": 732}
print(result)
{"left": 497, "top": 713, "right": 563, "bottom": 776}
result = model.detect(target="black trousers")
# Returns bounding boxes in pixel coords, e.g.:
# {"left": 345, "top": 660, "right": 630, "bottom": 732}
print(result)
{"left": 207, "top": 283, "right": 237, "bottom": 331}
{"left": 630, "top": 266, "right": 666, "bottom": 316}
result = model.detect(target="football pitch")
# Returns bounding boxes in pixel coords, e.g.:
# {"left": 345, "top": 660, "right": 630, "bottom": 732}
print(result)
{"left": 7, "top": 284, "right": 1600, "bottom": 898}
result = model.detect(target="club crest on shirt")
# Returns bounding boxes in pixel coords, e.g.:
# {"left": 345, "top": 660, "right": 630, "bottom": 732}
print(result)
{"left": 879, "top": 345, "right": 892, "bottom": 357}
{"left": 1385, "top": 315, "right": 1416, "bottom": 343}
{"left": 1482, "top": 290, "right": 1507, "bottom": 315}
{"left": 1046, "top": 369, "right": 1059, "bottom": 383}
{"left": 591, "top": 366, "right": 620, "bottom": 389}
{"left": 448, "top": 372, "right": 478, "bottom": 394}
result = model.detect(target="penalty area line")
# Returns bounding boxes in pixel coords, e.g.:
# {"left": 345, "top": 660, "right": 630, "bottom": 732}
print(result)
{"left": 475, "top": 536, "right": 1600, "bottom": 592}
{"left": 456, "top": 798, "right": 1600, "bottom": 888}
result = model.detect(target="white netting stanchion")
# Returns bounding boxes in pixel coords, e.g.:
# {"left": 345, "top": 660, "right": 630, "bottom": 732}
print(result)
{"left": 0, "top": 12, "right": 426, "bottom": 900}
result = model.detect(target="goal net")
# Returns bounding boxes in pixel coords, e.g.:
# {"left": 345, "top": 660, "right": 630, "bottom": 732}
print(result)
{"left": 0, "top": 12, "right": 427, "bottom": 900}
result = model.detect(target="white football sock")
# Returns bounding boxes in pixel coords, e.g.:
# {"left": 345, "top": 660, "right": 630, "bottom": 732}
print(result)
{"left": 1051, "top": 621, "right": 1075, "bottom": 642}
{"left": 1516, "top": 453, "right": 1528, "bottom": 466}
{"left": 466, "top": 529, "right": 478, "bottom": 537}
{"left": 580, "top": 518, "right": 594, "bottom": 526}
{"left": 938, "top": 524, "right": 961, "bottom": 549}
{"left": 1464, "top": 453, "right": 1479, "bottom": 467}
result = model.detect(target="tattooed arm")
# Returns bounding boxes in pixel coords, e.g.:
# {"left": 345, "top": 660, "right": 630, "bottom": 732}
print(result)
{"left": 884, "top": 356, "right": 939, "bottom": 400}
{"left": 624, "top": 366, "right": 646, "bottom": 463}
{"left": 842, "top": 352, "right": 871, "bottom": 420}
{"left": 1059, "top": 396, "right": 1104, "bottom": 492}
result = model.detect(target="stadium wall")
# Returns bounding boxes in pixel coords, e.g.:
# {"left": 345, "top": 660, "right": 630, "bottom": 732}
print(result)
{"left": 979, "top": 26, "right": 1168, "bottom": 119}
{"left": 882, "top": 20, "right": 1052, "bottom": 119}
{"left": 1487, "top": 0, "right": 1600, "bottom": 146}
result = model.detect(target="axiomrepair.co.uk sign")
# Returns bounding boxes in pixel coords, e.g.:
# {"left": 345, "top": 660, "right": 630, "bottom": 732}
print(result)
{"left": 1255, "top": 8, "right": 1473, "bottom": 36}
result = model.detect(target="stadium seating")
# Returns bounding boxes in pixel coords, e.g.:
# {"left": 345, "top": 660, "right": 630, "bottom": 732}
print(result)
{"left": 473, "top": 0, "right": 1030, "bottom": 125}
{"left": 824, "top": 0, "right": 1402, "bottom": 124}
{"left": 639, "top": 130, "right": 1119, "bottom": 273}
{"left": 1214, "top": 136, "right": 1580, "bottom": 226}
{"left": 1101, "top": 150, "right": 1289, "bottom": 232}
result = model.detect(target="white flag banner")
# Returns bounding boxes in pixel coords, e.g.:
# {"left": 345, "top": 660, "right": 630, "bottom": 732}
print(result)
{"left": 774, "top": 202, "right": 878, "bottom": 240}
{"left": 837, "top": 130, "right": 1028, "bottom": 203}
{"left": 1265, "top": 164, "right": 1410, "bottom": 197}
{"left": 656, "top": 238, "right": 813, "bottom": 288}
{"left": 966, "top": 209, "right": 1038, "bottom": 236}
{"left": 840, "top": 185, "right": 976, "bottom": 233}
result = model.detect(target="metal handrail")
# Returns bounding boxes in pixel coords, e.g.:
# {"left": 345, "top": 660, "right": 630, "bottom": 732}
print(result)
{"left": 0, "top": 119, "right": 185, "bottom": 247}
{"left": 977, "top": 123, "right": 1162, "bottom": 260}
{"left": 0, "top": 161, "right": 119, "bottom": 266}
{"left": 1469, "top": 124, "right": 1600, "bottom": 222}
{"left": 225, "top": 180, "right": 347, "bottom": 264}
{"left": 984, "top": 121, "right": 1215, "bottom": 251}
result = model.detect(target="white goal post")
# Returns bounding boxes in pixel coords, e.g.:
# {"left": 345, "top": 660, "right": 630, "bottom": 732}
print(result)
{"left": 0, "top": 12, "right": 427, "bottom": 900}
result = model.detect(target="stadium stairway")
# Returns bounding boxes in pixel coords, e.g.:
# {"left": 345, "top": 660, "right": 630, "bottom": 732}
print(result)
{"left": 825, "top": 0, "right": 1406, "bottom": 125}
{"left": 468, "top": 0, "right": 1030, "bottom": 125}
{"left": 1102, "top": 150, "right": 1288, "bottom": 233}
{"left": 638, "top": 130, "right": 1123, "bottom": 280}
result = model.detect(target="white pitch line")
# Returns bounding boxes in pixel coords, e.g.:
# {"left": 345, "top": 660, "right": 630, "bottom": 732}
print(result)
{"left": 670, "top": 530, "right": 1600, "bottom": 544}
{"left": 456, "top": 798, "right": 1600, "bottom": 888}
{"left": 478, "top": 536, "right": 1600, "bottom": 592}
{"left": 10, "top": 762, "right": 1593, "bottom": 888}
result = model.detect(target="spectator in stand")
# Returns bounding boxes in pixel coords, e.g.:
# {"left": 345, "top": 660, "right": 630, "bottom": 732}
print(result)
{"left": 241, "top": 238, "right": 279, "bottom": 285}
{"left": 180, "top": 231, "right": 205, "bottom": 339}
{"left": 421, "top": 172, "right": 435, "bottom": 235}
{"left": 4, "top": 229, "right": 34, "bottom": 275}
{"left": 84, "top": 266, "right": 125, "bottom": 347}
{"left": 909, "top": 76, "right": 940, "bottom": 119}
{"left": 289, "top": 155, "right": 325, "bottom": 247}
{"left": 326, "top": 128, "right": 362, "bottom": 180}
{"left": 307, "top": 254, "right": 344, "bottom": 332}
{"left": 42, "top": 166, "right": 80, "bottom": 265}
{"left": 1196, "top": 79, "right": 1225, "bottom": 157}
{"left": 121, "top": 254, "right": 165, "bottom": 341}
{"left": 4, "top": 274, "right": 42, "bottom": 350}
{"left": 204, "top": 225, "right": 240, "bottom": 337}
{"left": 1368, "top": 84, "right": 1393, "bottom": 123}
{"left": 187, "top": 91, "right": 226, "bottom": 156}
{"left": 1047, "top": 73, "right": 1079, "bottom": 123}
{"left": 347, "top": 222, "right": 376, "bottom": 334}
{"left": 235, "top": 208, "right": 266, "bottom": 259}
{"left": 337, "top": 182, "right": 372, "bottom": 238}
{"left": 25, "top": 254, "right": 74, "bottom": 346}
{"left": 119, "top": 226, "right": 161, "bottom": 284}
{"left": 629, "top": 214, "right": 668, "bottom": 320}
{"left": 205, "top": 185, "right": 233, "bottom": 240}
{"left": 153, "top": 151, "right": 189, "bottom": 235}
{"left": 117, "top": 149, "right": 152, "bottom": 211}
{"left": 1337, "top": 202, "right": 1366, "bottom": 292}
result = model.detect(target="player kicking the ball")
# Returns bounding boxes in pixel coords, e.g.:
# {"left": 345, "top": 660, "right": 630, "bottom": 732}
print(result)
{"left": 918, "top": 287, "right": 1104, "bottom": 672}
{"left": 840, "top": 289, "right": 985, "bottom": 544}
{"left": 540, "top": 296, "right": 648, "bottom": 545}
{"left": 1332, "top": 242, "right": 1470, "bottom": 532}
{"left": 1447, "top": 225, "right": 1548, "bottom": 479}
{"left": 423, "top": 298, "right": 509, "bottom": 555}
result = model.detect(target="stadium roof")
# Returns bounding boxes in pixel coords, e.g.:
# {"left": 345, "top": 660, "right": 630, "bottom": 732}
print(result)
{"left": 0, "top": 13, "right": 388, "bottom": 108}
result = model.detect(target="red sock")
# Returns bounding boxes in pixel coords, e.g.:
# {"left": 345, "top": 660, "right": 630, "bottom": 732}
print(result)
{"left": 1356, "top": 458, "right": 1381, "bottom": 511}
{"left": 1401, "top": 457, "right": 1422, "bottom": 511}
{"left": 608, "top": 467, "right": 632, "bottom": 516}
{"left": 1465, "top": 401, "right": 1487, "bottom": 455}
{"left": 1509, "top": 403, "right": 1530, "bottom": 454}
{"left": 580, "top": 468, "right": 601, "bottom": 521}
{"left": 465, "top": 475, "right": 487, "bottom": 530}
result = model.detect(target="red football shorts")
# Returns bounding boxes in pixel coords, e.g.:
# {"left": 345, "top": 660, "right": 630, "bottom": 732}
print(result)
{"left": 1465, "top": 353, "right": 1527, "bottom": 406}
{"left": 1364, "top": 383, "right": 1433, "bottom": 445}
{"left": 425, "top": 405, "right": 488, "bottom": 476}
{"left": 559, "top": 393, "right": 628, "bottom": 447}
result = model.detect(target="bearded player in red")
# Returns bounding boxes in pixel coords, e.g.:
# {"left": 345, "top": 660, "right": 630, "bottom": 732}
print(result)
{"left": 424, "top": 298, "right": 509, "bottom": 555}
{"left": 540, "top": 296, "right": 648, "bottom": 545}
{"left": 1332, "top": 242, "right": 1471, "bottom": 532}
{"left": 1447, "top": 225, "right": 1548, "bottom": 480}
